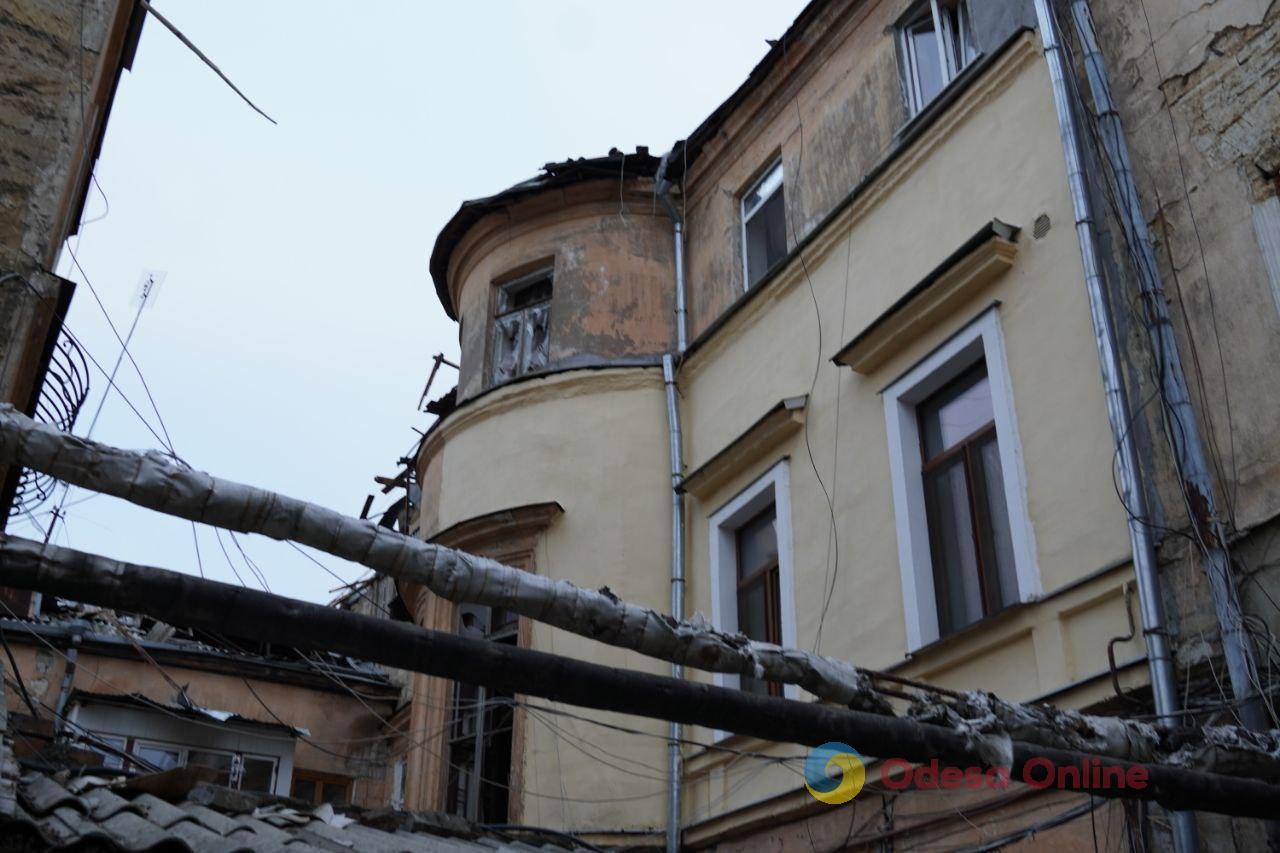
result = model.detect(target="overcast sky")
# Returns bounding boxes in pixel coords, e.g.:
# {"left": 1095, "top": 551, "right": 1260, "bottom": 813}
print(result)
{"left": 13, "top": 0, "right": 807, "bottom": 604}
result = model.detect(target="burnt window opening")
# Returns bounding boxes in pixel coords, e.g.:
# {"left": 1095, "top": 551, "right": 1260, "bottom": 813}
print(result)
{"left": 491, "top": 269, "right": 552, "bottom": 385}
{"left": 898, "top": 0, "right": 977, "bottom": 116}
{"left": 917, "top": 361, "right": 1017, "bottom": 636}
{"left": 741, "top": 160, "right": 787, "bottom": 289}
{"left": 446, "top": 604, "right": 516, "bottom": 823}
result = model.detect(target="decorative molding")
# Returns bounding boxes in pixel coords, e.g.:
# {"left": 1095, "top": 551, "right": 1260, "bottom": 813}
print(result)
{"left": 882, "top": 306, "right": 1041, "bottom": 651}
{"left": 420, "top": 367, "right": 661, "bottom": 463}
{"left": 680, "top": 397, "right": 807, "bottom": 499}
{"left": 833, "top": 220, "right": 1020, "bottom": 374}
{"left": 430, "top": 501, "right": 564, "bottom": 554}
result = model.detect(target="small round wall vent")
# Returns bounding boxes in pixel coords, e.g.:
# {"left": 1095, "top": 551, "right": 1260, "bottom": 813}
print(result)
{"left": 1033, "top": 214, "right": 1052, "bottom": 239}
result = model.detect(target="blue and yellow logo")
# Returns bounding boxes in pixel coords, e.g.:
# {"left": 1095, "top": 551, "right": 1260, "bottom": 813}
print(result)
{"left": 804, "top": 742, "right": 865, "bottom": 804}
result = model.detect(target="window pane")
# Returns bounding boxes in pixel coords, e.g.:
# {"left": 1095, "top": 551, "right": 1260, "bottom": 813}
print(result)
{"left": 492, "top": 314, "right": 522, "bottom": 383}
{"left": 910, "top": 20, "right": 946, "bottom": 106}
{"left": 738, "top": 580, "right": 771, "bottom": 696}
{"left": 736, "top": 505, "right": 778, "bottom": 579}
{"left": 501, "top": 275, "right": 551, "bottom": 313}
{"left": 738, "top": 580, "right": 769, "bottom": 644}
{"left": 133, "top": 743, "right": 181, "bottom": 772}
{"left": 947, "top": 0, "right": 976, "bottom": 68}
{"left": 188, "top": 750, "right": 234, "bottom": 787}
{"left": 975, "top": 433, "right": 1019, "bottom": 608}
{"left": 240, "top": 757, "right": 277, "bottom": 793}
{"left": 742, "top": 163, "right": 783, "bottom": 218}
{"left": 744, "top": 188, "right": 787, "bottom": 288}
{"left": 920, "top": 367, "right": 993, "bottom": 459}
{"left": 522, "top": 303, "right": 550, "bottom": 373}
{"left": 924, "top": 458, "right": 984, "bottom": 634}
{"left": 88, "top": 734, "right": 126, "bottom": 769}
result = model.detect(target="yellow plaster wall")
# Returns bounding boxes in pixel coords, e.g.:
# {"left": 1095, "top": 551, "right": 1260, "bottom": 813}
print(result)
{"left": 421, "top": 368, "right": 675, "bottom": 831}
{"left": 675, "top": 36, "right": 1147, "bottom": 823}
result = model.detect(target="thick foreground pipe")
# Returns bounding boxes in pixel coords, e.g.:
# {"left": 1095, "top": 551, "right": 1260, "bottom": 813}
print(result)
{"left": 0, "top": 404, "right": 884, "bottom": 710}
{"left": 1, "top": 535, "right": 1278, "bottom": 819}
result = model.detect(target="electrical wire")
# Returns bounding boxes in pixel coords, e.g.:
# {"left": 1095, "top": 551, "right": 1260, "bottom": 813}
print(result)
{"left": 769, "top": 35, "right": 842, "bottom": 654}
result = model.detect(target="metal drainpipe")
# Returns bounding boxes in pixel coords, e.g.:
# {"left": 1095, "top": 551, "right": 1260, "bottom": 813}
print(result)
{"left": 657, "top": 150, "right": 689, "bottom": 352}
{"left": 1031, "top": 2, "right": 1199, "bottom": 849}
{"left": 662, "top": 354, "right": 685, "bottom": 853}
{"left": 656, "top": 148, "right": 687, "bottom": 852}
{"left": 1068, "top": 0, "right": 1269, "bottom": 734}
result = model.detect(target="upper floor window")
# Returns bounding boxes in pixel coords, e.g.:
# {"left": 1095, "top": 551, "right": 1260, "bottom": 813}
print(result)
{"left": 918, "top": 362, "right": 1017, "bottom": 635}
{"left": 899, "top": 0, "right": 977, "bottom": 116}
{"left": 883, "top": 309, "right": 1040, "bottom": 650}
{"left": 741, "top": 160, "right": 786, "bottom": 289}
{"left": 491, "top": 269, "right": 551, "bottom": 385}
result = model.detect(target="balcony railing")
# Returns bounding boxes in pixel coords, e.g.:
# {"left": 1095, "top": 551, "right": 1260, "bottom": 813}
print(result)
{"left": 10, "top": 330, "right": 90, "bottom": 520}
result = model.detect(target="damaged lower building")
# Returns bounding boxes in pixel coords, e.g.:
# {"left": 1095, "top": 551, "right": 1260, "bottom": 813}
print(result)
{"left": 0, "top": 599, "right": 409, "bottom": 808}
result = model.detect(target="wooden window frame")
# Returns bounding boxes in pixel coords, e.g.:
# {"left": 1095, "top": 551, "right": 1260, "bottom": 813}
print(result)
{"left": 291, "top": 768, "right": 353, "bottom": 807}
{"left": 734, "top": 504, "right": 783, "bottom": 697}
{"left": 708, "top": 459, "right": 797, "bottom": 717}
{"left": 917, "top": 363, "right": 1013, "bottom": 635}
{"left": 882, "top": 308, "right": 1040, "bottom": 651}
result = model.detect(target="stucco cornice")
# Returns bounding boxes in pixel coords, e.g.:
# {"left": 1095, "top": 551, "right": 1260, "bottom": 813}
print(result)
{"left": 430, "top": 501, "right": 563, "bottom": 553}
{"left": 419, "top": 366, "right": 662, "bottom": 465}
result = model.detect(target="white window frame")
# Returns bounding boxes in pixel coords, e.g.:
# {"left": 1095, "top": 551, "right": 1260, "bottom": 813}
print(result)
{"left": 899, "top": 0, "right": 977, "bottom": 116}
{"left": 882, "top": 307, "right": 1040, "bottom": 651}
{"left": 70, "top": 700, "right": 294, "bottom": 796}
{"left": 707, "top": 459, "right": 798, "bottom": 702}
{"left": 740, "top": 160, "right": 785, "bottom": 291}
{"left": 127, "top": 737, "right": 278, "bottom": 792}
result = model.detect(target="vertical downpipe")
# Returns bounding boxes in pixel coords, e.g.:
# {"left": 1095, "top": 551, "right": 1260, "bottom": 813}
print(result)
{"left": 662, "top": 354, "right": 685, "bottom": 853}
{"left": 1069, "top": 0, "right": 1268, "bottom": 733}
{"left": 1031, "top": 2, "right": 1198, "bottom": 850}
{"left": 657, "top": 147, "right": 688, "bottom": 852}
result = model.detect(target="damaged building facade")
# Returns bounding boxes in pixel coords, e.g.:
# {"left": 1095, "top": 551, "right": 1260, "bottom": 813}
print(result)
{"left": 1, "top": 0, "right": 1279, "bottom": 850}
{"left": 405, "top": 0, "right": 1280, "bottom": 848}
{"left": 0, "top": 0, "right": 143, "bottom": 536}
{"left": 0, "top": 599, "right": 409, "bottom": 808}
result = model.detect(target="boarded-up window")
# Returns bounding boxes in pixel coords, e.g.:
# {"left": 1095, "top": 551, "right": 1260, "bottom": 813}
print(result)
{"left": 491, "top": 269, "right": 552, "bottom": 385}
